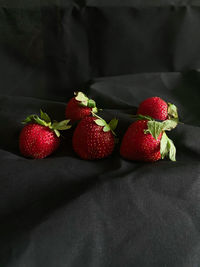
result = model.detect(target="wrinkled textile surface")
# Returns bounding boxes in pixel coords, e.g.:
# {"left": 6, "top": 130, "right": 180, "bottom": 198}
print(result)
{"left": 1, "top": 1, "right": 200, "bottom": 267}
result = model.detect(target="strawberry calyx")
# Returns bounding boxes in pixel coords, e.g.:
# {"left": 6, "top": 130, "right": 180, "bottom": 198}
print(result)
{"left": 22, "top": 110, "right": 71, "bottom": 137}
{"left": 168, "top": 103, "right": 179, "bottom": 121}
{"left": 160, "top": 132, "right": 176, "bottom": 161}
{"left": 92, "top": 113, "right": 118, "bottom": 136}
{"left": 144, "top": 119, "right": 178, "bottom": 139}
{"left": 137, "top": 116, "right": 177, "bottom": 162}
{"left": 75, "top": 91, "right": 98, "bottom": 114}
{"left": 144, "top": 119, "right": 177, "bottom": 161}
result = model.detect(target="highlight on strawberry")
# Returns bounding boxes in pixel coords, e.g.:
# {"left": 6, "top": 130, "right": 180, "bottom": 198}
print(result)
{"left": 19, "top": 110, "right": 71, "bottom": 159}
{"left": 137, "top": 96, "right": 178, "bottom": 121}
{"left": 65, "top": 91, "right": 98, "bottom": 123}
{"left": 72, "top": 113, "right": 118, "bottom": 160}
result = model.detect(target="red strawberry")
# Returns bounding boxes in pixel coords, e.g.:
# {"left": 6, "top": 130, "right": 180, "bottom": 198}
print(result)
{"left": 72, "top": 115, "right": 118, "bottom": 160}
{"left": 19, "top": 110, "right": 71, "bottom": 159}
{"left": 120, "top": 120, "right": 162, "bottom": 162}
{"left": 137, "top": 96, "right": 178, "bottom": 121}
{"left": 120, "top": 119, "right": 177, "bottom": 162}
{"left": 65, "top": 92, "right": 98, "bottom": 122}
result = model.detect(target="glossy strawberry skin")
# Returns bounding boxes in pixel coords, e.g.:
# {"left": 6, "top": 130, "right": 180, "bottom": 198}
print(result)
{"left": 137, "top": 97, "right": 168, "bottom": 121}
{"left": 65, "top": 98, "right": 92, "bottom": 122}
{"left": 73, "top": 117, "right": 115, "bottom": 160}
{"left": 19, "top": 123, "right": 60, "bottom": 159}
{"left": 120, "top": 120, "right": 162, "bottom": 162}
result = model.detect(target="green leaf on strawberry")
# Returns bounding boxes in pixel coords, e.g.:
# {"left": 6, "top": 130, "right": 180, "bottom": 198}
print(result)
{"left": 160, "top": 132, "right": 168, "bottom": 159}
{"left": 109, "top": 119, "right": 118, "bottom": 136}
{"left": 34, "top": 116, "right": 50, "bottom": 127}
{"left": 51, "top": 120, "right": 71, "bottom": 130}
{"left": 162, "top": 119, "right": 178, "bottom": 131}
{"left": 95, "top": 119, "right": 106, "bottom": 126}
{"left": 22, "top": 110, "right": 71, "bottom": 137}
{"left": 92, "top": 107, "right": 98, "bottom": 113}
{"left": 160, "top": 132, "right": 176, "bottom": 161}
{"left": 144, "top": 121, "right": 164, "bottom": 140}
{"left": 168, "top": 138, "right": 176, "bottom": 161}
{"left": 168, "top": 103, "right": 178, "bottom": 120}
{"left": 54, "top": 129, "right": 60, "bottom": 138}
{"left": 75, "top": 91, "right": 98, "bottom": 114}
{"left": 103, "top": 125, "right": 110, "bottom": 132}
{"left": 23, "top": 114, "right": 49, "bottom": 127}
{"left": 94, "top": 115, "right": 118, "bottom": 136}
{"left": 95, "top": 119, "right": 111, "bottom": 133}
{"left": 22, "top": 115, "right": 35, "bottom": 124}
{"left": 135, "top": 114, "right": 154, "bottom": 121}
{"left": 109, "top": 118, "right": 118, "bottom": 132}
{"left": 88, "top": 99, "right": 96, "bottom": 108}
{"left": 75, "top": 91, "right": 88, "bottom": 102}
{"left": 144, "top": 119, "right": 178, "bottom": 140}
{"left": 40, "top": 109, "right": 51, "bottom": 123}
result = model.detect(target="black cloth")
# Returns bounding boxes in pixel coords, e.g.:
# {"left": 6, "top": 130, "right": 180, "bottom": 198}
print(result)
{"left": 1, "top": 1, "right": 200, "bottom": 267}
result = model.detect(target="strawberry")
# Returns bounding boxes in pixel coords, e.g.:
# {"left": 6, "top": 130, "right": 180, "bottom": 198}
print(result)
{"left": 72, "top": 115, "right": 118, "bottom": 160}
{"left": 120, "top": 119, "right": 177, "bottom": 162}
{"left": 137, "top": 96, "right": 178, "bottom": 121}
{"left": 19, "top": 110, "right": 71, "bottom": 159}
{"left": 65, "top": 92, "right": 98, "bottom": 122}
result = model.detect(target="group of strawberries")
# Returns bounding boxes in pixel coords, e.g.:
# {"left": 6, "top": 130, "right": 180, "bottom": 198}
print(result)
{"left": 19, "top": 92, "right": 179, "bottom": 162}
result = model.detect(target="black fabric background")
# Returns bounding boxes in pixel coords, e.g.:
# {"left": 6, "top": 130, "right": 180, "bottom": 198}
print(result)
{"left": 1, "top": 1, "right": 200, "bottom": 266}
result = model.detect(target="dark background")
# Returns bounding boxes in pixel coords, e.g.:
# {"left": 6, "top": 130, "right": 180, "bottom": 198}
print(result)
{"left": 1, "top": 1, "right": 200, "bottom": 266}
